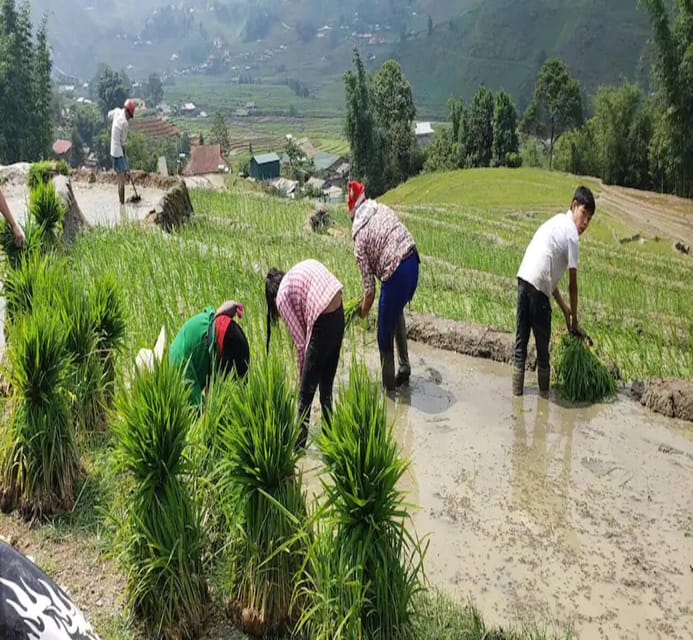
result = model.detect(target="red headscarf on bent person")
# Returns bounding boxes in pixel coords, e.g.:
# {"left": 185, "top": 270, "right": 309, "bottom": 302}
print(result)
{"left": 347, "top": 180, "right": 366, "bottom": 213}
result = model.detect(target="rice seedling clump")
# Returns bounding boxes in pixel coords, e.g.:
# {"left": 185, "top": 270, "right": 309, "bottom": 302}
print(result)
{"left": 113, "top": 357, "right": 207, "bottom": 639}
{"left": 0, "top": 308, "right": 80, "bottom": 519}
{"left": 554, "top": 334, "right": 617, "bottom": 403}
{"left": 343, "top": 296, "right": 362, "bottom": 329}
{"left": 313, "top": 361, "right": 426, "bottom": 640}
{"left": 216, "top": 355, "right": 306, "bottom": 637}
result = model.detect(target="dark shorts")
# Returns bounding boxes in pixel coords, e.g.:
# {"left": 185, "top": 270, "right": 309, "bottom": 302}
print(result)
{"left": 112, "top": 155, "right": 128, "bottom": 173}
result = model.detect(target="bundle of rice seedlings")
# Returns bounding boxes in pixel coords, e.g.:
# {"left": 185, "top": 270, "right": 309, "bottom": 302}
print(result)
{"left": 553, "top": 334, "right": 617, "bottom": 403}
{"left": 313, "top": 361, "right": 426, "bottom": 640}
{"left": 29, "top": 181, "right": 66, "bottom": 247}
{"left": 216, "top": 354, "right": 306, "bottom": 637}
{"left": 0, "top": 217, "right": 41, "bottom": 270}
{"left": 56, "top": 277, "right": 104, "bottom": 431}
{"left": 0, "top": 308, "right": 80, "bottom": 520}
{"left": 113, "top": 357, "right": 207, "bottom": 639}
{"left": 2, "top": 252, "right": 64, "bottom": 325}
{"left": 343, "top": 297, "right": 362, "bottom": 329}
{"left": 88, "top": 272, "right": 127, "bottom": 405}
{"left": 26, "top": 160, "right": 69, "bottom": 190}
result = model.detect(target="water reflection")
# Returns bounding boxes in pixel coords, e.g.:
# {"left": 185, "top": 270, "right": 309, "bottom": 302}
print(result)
{"left": 510, "top": 397, "right": 577, "bottom": 546}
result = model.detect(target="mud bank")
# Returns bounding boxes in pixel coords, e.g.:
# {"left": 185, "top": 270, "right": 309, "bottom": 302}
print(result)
{"left": 407, "top": 312, "right": 693, "bottom": 423}
{"left": 406, "top": 311, "right": 537, "bottom": 369}
{"left": 375, "top": 341, "right": 693, "bottom": 639}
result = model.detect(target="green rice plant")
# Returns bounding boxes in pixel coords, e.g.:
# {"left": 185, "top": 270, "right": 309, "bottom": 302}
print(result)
{"left": 553, "top": 334, "right": 617, "bottom": 404}
{"left": 2, "top": 252, "right": 65, "bottom": 324}
{"left": 0, "top": 308, "right": 80, "bottom": 520}
{"left": 29, "top": 180, "right": 66, "bottom": 247}
{"left": 315, "top": 360, "right": 426, "bottom": 640}
{"left": 293, "top": 514, "right": 368, "bottom": 640}
{"left": 55, "top": 276, "right": 105, "bottom": 431}
{"left": 27, "top": 159, "right": 69, "bottom": 190}
{"left": 343, "top": 296, "right": 362, "bottom": 329}
{"left": 0, "top": 217, "right": 42, "bottom": 270}
{"left": 215, "top": 354, "right": 306, "bottom": 637}
{"left": 89, "top": 272, "right": 127, "bottom": 405}
{"left": 113, "top": 356, "right": 207, "bottom": 639}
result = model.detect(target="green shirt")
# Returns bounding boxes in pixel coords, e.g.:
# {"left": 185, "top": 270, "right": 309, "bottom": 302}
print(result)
{"left": 168, "top": 306, "right": 216, "bottom": 405}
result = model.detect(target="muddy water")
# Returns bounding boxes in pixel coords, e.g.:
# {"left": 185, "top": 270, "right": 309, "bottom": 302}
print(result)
{"left": 3, "top": 180, "right": 164, "bottom": 227}
{"left": 362, "top": 341, "right": 693, "bottom": 639}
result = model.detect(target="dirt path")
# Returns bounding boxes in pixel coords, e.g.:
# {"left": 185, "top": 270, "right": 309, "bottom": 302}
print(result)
{"left": 381, "top": 342, "right": 693, "bottom": 639}
{"left": 598, "top": 183, "right": 693, "bottom": 245}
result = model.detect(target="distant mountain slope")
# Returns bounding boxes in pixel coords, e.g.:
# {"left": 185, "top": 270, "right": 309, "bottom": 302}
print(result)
{"left": 393, "top": 0, "right": 652, "bottom": 111}
{"left": 36, "top": 0, "right": 653, "bottom": 116}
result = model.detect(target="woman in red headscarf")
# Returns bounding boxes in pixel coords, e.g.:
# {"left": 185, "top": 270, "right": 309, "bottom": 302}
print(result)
{"left": 347, "top": 180, "right": 420, "bottom": 391}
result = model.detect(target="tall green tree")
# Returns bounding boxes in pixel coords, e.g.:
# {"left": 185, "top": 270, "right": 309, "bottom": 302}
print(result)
{"left": 642, "top": 0, "right": 693, "bottom": 197}
{"left": 145, "top": 73, "right": 164, "bottom": 107}
{"left": 492, "top": 90, "right": 519, "bottom": 167}
{"left": 210, "top": 111, "right": 230, "bottom": 153}
{"left": 97, "top": 65, "right": 129, "bottom": 118}
{"left": 423, "top": 127, "right": 456, "bottom": 172}
{"left": 592, "top": 83, "right": 652, "bottom": 188}
{"left": 69, "top": 128, "right": 85, "bottom": 168}
{"left": 465, "top": 86, "right": 494, "bottom": 167}
{"left": 520, "top": 57, "right": 583, "bottom": 170}
{"left": 447, "top": 97, "right": 465, "bottom": 145}
{"left": 344, "top": 48, "right": 382, "bottom": 195}
{"left": 0, "top": 0, "right": 52, "bottom": 162}
{"left": 28, "top": 16, "right": 53, "bottom": 160}
{"left": 371, "top": 59, "right": 416, "bottom": 189}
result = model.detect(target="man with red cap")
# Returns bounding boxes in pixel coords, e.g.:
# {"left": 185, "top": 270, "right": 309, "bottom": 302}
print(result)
{"left": 168, "top": 300, "right": 250, "bottom": 406}
{"left": 347, "top": 180, "right": 419, "bottom": 391}
{"left": 109, "top": 98, "right": 136, "bottom": 205}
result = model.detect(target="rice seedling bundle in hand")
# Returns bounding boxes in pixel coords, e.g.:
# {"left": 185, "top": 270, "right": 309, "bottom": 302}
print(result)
{"left": 29, "top": 181, "right": 66, "bottom": 247}
{"left": 0, "top": 309, "right": 80, "bottom": 520}
{"left": 343, "top": 297, "right": 362, "bottom": 329}
{"left": 0, "top": 218, "right": 41, "bottom": 270}
{"left": 314, "top": 361, "right": 426, "bottom": 640}
{"left": 216, "top": 354, "right": 306, "bottom": 637}
{"left": 554, "top": 334, "right": 617, "bottom": 403}
{"left": 113, "top": 357, "right": 207, "bottom": 640}
{"left": 2, "top": 252, "right": 64, "bottom": 326}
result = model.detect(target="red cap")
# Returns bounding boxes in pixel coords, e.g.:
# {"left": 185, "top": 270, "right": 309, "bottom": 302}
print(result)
{"left": 124, "top": 98, "right": 135, "bottom": 117}
{"left": 347, "top": 180, "right": 365, "bottom": 213}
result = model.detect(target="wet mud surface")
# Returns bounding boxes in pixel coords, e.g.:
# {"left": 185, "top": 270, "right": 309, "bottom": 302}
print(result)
{"left": 382, "top": 341, "right": 693, "bottom": 639}
{"left": 3, "top": 178, "right": 165, "bottom": 227}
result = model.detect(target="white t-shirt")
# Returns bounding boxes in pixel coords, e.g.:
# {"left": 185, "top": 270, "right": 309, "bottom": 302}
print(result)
{"left": 109, "top": 108, "right": 129, "bottom": 157}
{"left": 517, "top": 210, "right": 579, "bottom": 298}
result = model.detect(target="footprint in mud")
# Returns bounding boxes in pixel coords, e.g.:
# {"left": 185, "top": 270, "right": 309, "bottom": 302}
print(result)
{"left": 426, "top": 366, "right": 443, "bottom": 384}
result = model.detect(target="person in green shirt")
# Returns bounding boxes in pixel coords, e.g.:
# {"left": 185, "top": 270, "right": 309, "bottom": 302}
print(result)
{"left": 168, "top": 300, "right": 250, "bottom": 405}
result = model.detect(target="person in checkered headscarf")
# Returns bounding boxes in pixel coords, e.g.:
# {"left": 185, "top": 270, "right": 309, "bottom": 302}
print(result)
{"left": 347, "top": 180, "right": 419, "bottom": 391}
{"left": 265, "top": 260, "right": 344, "bottom": 448}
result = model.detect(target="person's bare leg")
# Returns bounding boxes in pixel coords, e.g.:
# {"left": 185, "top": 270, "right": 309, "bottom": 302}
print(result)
{"left": 117, "top": 173, "right": 125, "bottom": 205}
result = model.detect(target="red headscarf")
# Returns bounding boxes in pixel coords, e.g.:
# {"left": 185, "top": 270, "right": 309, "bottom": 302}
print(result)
{"left": 347, "top": 180, "right": 365, "bottom": 213}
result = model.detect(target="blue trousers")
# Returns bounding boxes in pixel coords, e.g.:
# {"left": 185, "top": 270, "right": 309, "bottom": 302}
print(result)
{"left": 377, "top": 252, "right": 419, "bottom": 353}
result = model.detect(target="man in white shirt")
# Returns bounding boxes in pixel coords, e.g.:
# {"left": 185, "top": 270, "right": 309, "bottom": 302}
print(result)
{"left": 513, "top": 186, "right": 595, "bottom": 397}
{"left": 109, "top": 98, "right": 135, "bottom": 204}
